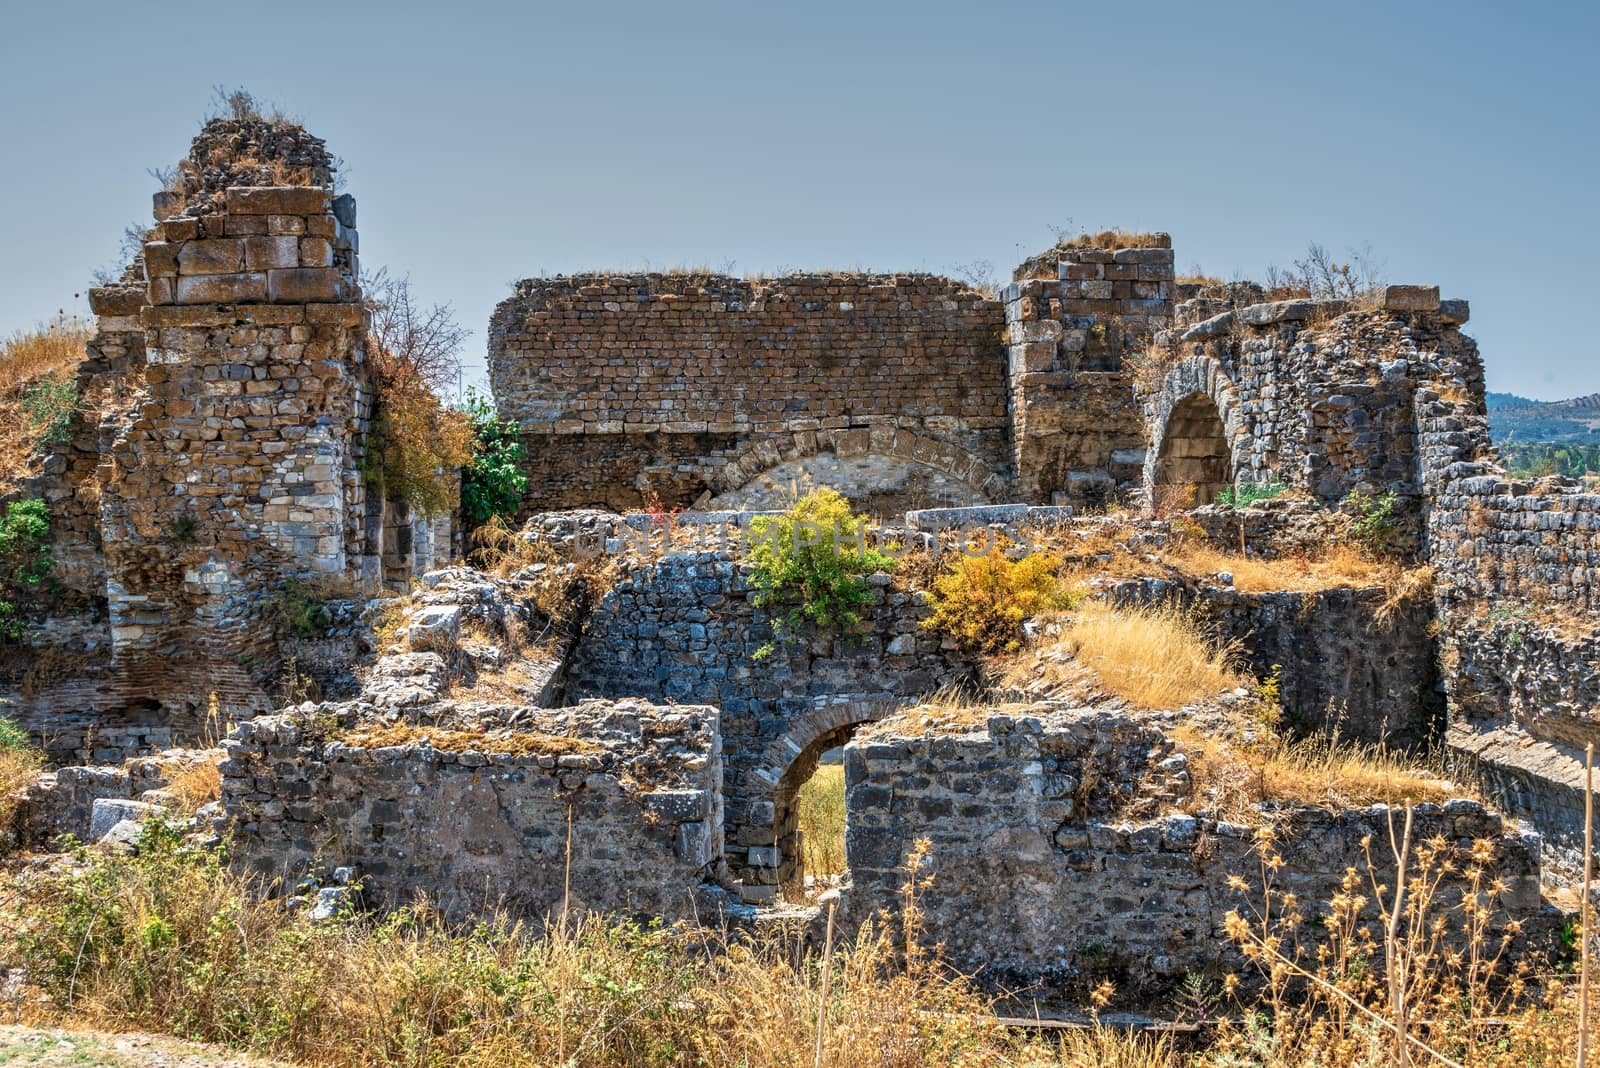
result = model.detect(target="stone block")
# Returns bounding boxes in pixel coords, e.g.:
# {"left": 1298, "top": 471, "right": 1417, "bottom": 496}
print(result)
{"left": 332, "top": 193, "right": 357, "bottom": 228}
{"left": 1379, "top": 284, "right": 1440, "bottom": 312}
{"left": 268, "top": 268, "right": 342, "bottom": 304}
{"left": 407, "top": 605, "right": 463, "bottom": 652}
{"left": 177, "top": 239, "right": 246, "bottom": 275}
{"left": 299, "top": 237, "right": 333, "bottom": 267}
{"left": 225, "top": 186, "right": 331, "bottom": 216}
{"left": 146, "top": 277, "right": 175, "bottom": 305}
{"left": 175, "top": 272, "right": 268, "bottom": 305}
{"left": 88, "top": 286, "right": 145, "bottom": 317}
{"left": 152, "top": 191, "right": 184, "bottom": 221}
{"left": 306, "top": 303, "right": 363, "bottom": 326}
{"left": 1438, "top": 298, "right": 1470, "bottom": 324}
{"left": 90, "top": 797, "right": 158, "bottom": 841}
{"left": 162, "top": 217, "right": 200, "bottom": 242}
{"left": 143, "top": 241, "right": 179, "bottom": 277}
{"left": 244, "top": 235, "right": 302, "bottom": 271}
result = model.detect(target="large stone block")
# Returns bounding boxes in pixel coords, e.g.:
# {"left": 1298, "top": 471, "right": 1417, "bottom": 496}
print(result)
{"left": 177, "top": 239, "right": 246, "bottom": 275}
{"left": 244, "top": 235, "right": 302, "bottom": 271}
{"left": 175, "top": 272, "right": 268, "bottom": 305}
{"left": 1380, "top": 284, "right": 1441, "bottom": 312}
{"left": 88, "top": 286, "right": 146, "bottom": 317}
{"left": 225, "top": 186, "right": 332, "bottom": 216}
{"left": 268, "top": 268, "right": 343, "bottom": 304}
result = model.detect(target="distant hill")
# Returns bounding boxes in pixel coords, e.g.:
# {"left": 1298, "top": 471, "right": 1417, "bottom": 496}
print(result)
{"left": 1486, "top": 391, "right": 1600, "bottom": 445}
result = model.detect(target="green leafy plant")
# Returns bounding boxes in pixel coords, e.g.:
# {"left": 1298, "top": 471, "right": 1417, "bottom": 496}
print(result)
{"left": 1348, "top": 490, "right": 1401, "bottom": 555}
{"left": 922, "top": 548, "right": 1077, "bottom": 655}
{"left": 745, "top": 488, "right": 893, "bottom": 645}
{"left": 0, "top": 499, "right": 51, "bottom": 639}
{"left": 460, "top": 387, "right": 528, "bottom": 527}
{"left": 1216, "top": 480, "right": 1288, "bottom": 508}
{"left": 264, "top": 580, "right": 331, "bottom": 640}
{"left": 19, "top": 373, "right": 77, "bottom": 449}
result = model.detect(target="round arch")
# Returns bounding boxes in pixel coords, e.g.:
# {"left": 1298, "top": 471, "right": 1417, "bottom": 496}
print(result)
{"left": 699, "top": 427, "right": 1003, "bottom": 508}
{"left": 1144, "top": 356, "right": 1248, "bottom": 509}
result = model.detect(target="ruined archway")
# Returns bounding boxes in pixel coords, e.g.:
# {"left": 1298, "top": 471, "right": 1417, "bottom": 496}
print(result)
{"left": 1144, "top": 356, "right": 1245, "bottom": 509}
{"left": 701, "top": 428, "right": 1004, "bottom": 515}
{"left": 737, "top": 698, "right": 892, "bottom": 901}
{"left": 1153, "top": 393, "right": 1233, "bottom": 505}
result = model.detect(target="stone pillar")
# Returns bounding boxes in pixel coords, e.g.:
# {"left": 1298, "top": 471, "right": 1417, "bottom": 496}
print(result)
{"left": 1004, "top": 236, "right": 1173, "bottom": 506}
{"left": 99, "top": 183, "right": 368, "bottom": 668}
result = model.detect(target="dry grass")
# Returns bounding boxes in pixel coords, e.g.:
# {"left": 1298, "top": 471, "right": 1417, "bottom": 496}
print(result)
{"left": 163, "top": 754, "right": 223, "bottom": 815}
{"left": 0, "top": 318, "right": 90, "bottom": 493}
{"left": 868, "top": 685, "right": 1030, "bottom": 735}
{"left": 1065, "top": 229, "right": 1168, "bottom": 251}
{"left": 1003, "top": 602, "right": 1242, "bottom": 711}
{"left": 1166, "top": 542, "right": 1403, "bottom": 594}
{"left": 0, "top": 743, "right": 43, "bottom": 839}
{"left": 336, "top": 722, "right": 600, "bottom": 757}
{"left": 1173, "top": 722, "right": 1463, "bottom": 820}
{"left": 796, "top": 763, "right": 846, "bottom": 878}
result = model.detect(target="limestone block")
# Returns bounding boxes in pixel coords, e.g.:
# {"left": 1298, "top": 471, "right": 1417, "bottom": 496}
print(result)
{"left": 177, "top": 239, "right": 246, "bottom": 275}
{"left": 332, "top": 193, "right": 357, "bottom": 228}
{"left": 1379, "top": 284, "right": 1440, "bottom": 312}
{"left": 299, "top": 237, "right": 334, "bottom": 267}
{"left": 162, "top": 217, "right": 200, "bottom": 242}
{"left": 244, "top": 235, "right": 302, "bottom": 271}
{"left": 90, "top": 797, "right": 159, "bottom": 841}
{"left": 146, "top": 277, "right": 175, "bottom": 305}
{"left": 225, "top": 186, "right": 331, "bottom": 216}
{"left": 175, "top": 272, "right": 268, "bottom": 305}
{"left": 268, "top": 215, "right": 307, "bottom": 235}
{"left": 407, "top": 605, "right": 463, "bottom": 652}
{"left": 143, "top": 242, "right": 180, "bottom": 277}
{"left": 88, "top": 286, "right": 145, "bottom": 317}
{"left": 268, "top": 268, "right": 342, "bottom": 304}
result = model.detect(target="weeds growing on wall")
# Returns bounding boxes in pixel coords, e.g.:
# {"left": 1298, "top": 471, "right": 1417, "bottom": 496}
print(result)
{"left": 0, "top": 499, "right": 51, "bottom": 640}
{"left": 923, "top": 548, "right": 1079, "bottom": 655}
{"left": 460, "top": 387, "right": 529, "bottom": 528}
{"left": 0, "top": 317, "right": 89, "bottom": 495}
{"left": 746, "top": 488, "right": 894, "bottom": 650}
{"left": 1348, "top": 490, "right": 1402, "bottom": 556}
{"left": 1216, "top": 480, "right": 1288, "bottom": 509}
{"left": 0, "top": 715, "right": 42, "bottom": 842}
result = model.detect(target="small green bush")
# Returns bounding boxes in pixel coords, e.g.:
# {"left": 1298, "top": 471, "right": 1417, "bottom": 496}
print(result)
{"left": 922, "top": 548, "right": 1078, "bottom": 655}
{"left": 264, "top": 580, "right": 331, "bottom": 639}
{"left": 746, "top": 488, "right": 893, "bottom": 643}
{"left": 19, "top": 373, "right": 78, "bottom": 449}
{"left": 0, "top": 715, "right": 31, "bottom": 753}
{"left": 0, "top": 499, "right": 51, "bottom": 639}
{"left": 1216, "top": 480, "right": 1287, "bottom": 508}
{"left": 1348, "top": 490, "right": 1402, "bottom": 555}
{"left": 460, "top": 388, "right": 529, "bottom": 528}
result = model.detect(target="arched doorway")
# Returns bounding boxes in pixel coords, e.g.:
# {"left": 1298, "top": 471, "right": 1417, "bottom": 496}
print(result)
{"left": 1153, "top": 392, "right": 1232, "bottom": 505}
{"left": 773, "top": 721, "right": 859, "bottom": 900}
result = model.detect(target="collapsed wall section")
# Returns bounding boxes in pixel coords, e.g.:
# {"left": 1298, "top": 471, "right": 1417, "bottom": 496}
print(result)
{"left": 223, "top": 699, "right": 724, "bottom": 920}
{"left": 487, "top": 273, "right": 1008, "bottom": 513}
{"left": 842, "top": 707, "right": 1543, "bottom": 996}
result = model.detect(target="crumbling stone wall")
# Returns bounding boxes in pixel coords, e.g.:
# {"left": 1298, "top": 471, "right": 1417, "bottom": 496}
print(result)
{"left": 223, "top": 699, "right": 724, "bottom": 920}
{"left": 1149, "top": 289, "right": 1475, "bottom": 516}
{"left": 488, "top": 273, "right": 1008, "bottom": 513}
{"left": 842, "top": 707, "right": 1543, "bottom": 996}
{"left": 1004, "top": 239, "right": 1174, "bottom": 505}
{"left": 564, "top": 550, "right": 978, "bottom": 897}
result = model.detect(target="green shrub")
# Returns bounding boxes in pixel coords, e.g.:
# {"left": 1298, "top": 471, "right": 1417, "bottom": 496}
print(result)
{"left": 0, "top": 499, "right": 50, "bottom": 639}
{"left": 746, "top": 489, "right": 893, "bottom": 643}
{"left": 19, "top": 373, "right": 78, "bottom": 450}
{"left": 1348, "top": 490, "right": 1402, "bottom": 555}
{"left": 922, "top": 548, "right": 1077, "bottom": 655}
{"left": 460, "top": 388, "right": 529, "bottom": 528}
{"left": 1216, "top": 480, "right": 1287, "bottom": 508}
{"left": 264, "top": 580, "right": 331, "bottom": 639}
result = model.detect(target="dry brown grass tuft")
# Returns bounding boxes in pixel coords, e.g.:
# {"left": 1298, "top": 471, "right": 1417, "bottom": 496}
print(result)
{"left": 796, "top": 763, "right": 846, "bottom": 878}
{"left": 1002, "top": 602, "right": 1242, "bottom": 711}
{"left": 336, "top": 722, "right": 600, "bottom": 757}
{"left": 1066, "top": 229, "right": 1168, "bottom": 251}
{"left": 0, "top": 317, "right": 90, "bottom": 492}
{"left": 164, "top": 754, "right": 223, "bottom": 815}
{"left": 1173, "top": 723, "right": 1462, "bottom": 820}
{"left": 1166, "top": 542, "right": 1403, "bottom": 595}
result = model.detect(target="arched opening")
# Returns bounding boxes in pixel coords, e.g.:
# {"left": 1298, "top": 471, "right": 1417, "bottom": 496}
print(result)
{"left": 773, "top": 721, "right": 862, "bottom": 902}
{"left": 1153, "top": 392, "right": 1232, "bottom": 506}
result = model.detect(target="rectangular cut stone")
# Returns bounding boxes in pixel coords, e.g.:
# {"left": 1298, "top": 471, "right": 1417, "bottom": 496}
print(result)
{"left": 237, "top": 306, "right": 306, "bottom": 325}
{"left": 146, "top": 277, "right": 175, "bottom": 305}
{"left": 177, "top": 239, "right": 247, "bottom": 276}
{"left": 143, "top": 242, "right": 179, "bottom": 277}
{"left": 299, "top": 237, "right": 333, "bottom": 267}
{"left": 1380, "top": 284, "right": 1440, "bottom": 312}
{"left": 244, "top": 236, "right": 301, "bottom": 271}
{"left": 305, "top": 303, "right": 363, "bottom": 326}
{"left": 161, "top": 218, "right": 199, "bottom": 242}
{"left": 175, "top": 272, "right": 267, "bottom": 305}
{"left": 267, "top": 268, "right": 341, "bottom": 303}
{"left": 144, "top": 305, "right": 238, "bottom": 328}
{"left": 88, "top": 286, "right": 146, "bottom": 317}
{"left": 225, "top": 186, "right": 331, "bottom": 216}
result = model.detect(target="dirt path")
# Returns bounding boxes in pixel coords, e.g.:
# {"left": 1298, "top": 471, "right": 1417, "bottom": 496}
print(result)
{"left": 0, "top": 1026, "right": 295, "bottom": 1067}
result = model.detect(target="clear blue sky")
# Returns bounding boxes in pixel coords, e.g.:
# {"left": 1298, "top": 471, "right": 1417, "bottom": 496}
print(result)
{"left": 2, "top": 0, "right": 1594, "bottom": 399}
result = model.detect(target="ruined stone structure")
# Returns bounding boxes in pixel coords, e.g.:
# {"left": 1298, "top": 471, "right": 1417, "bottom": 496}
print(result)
{"left": 10, "top": 111, "right": 1597, "bottom": 1005}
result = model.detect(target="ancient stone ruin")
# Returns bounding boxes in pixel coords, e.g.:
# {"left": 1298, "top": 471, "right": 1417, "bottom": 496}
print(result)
{"left": 8, "top": 114, "right": 1597, "bottom": 1001}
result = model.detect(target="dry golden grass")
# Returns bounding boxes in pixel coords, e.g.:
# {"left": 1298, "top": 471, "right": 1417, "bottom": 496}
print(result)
{"left": 796, "top": 763, "right": 846, "bottom": 878}
{"left": 0, "top": 318, "right": 89, "bottom": 492}
{"left": 1172, "top": 723, "right": 1462, "bottom": 820}
{"left": 1003, "top": 602, "right": 1243, "bottom": 711}
{"left": 1166, "top": 542, "right": 1402, "bottom": 594}
{"left": 0, "top": 745, "right": 43, "bottom": 836}
{"left": 163, "top": 754, "right": 222, "bottom": 815}
{"left": 868, "top": 685, "right": 1030, "bottom": 735}
{"left": 1065, "top": 229, "right": 1168, "bottom": 251}
{"left": 448, "top": 659, "right": 545, "bottom": 705}
{"left": 336, "top": 722, "right": 600, "bottom": 757}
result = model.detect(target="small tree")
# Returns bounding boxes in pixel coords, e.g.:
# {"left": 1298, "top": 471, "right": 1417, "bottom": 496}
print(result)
{"left": 460, "top": 388, "right": 528, "bottom": 527}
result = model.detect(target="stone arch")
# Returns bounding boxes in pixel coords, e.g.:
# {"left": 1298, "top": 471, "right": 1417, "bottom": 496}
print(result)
{"left": 739, "top": 697, "right": 894, "bottom": 896}
{"left": 1144, "top": 356, "right": 1247, "bottom": 508}
{"left": 700, "top": 426, "right": 1005, "bottom": 510}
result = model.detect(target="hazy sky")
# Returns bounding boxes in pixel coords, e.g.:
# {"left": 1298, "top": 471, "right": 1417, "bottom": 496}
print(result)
{"left": 2, "top": 0, "right": 1594, "bottom": 399}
